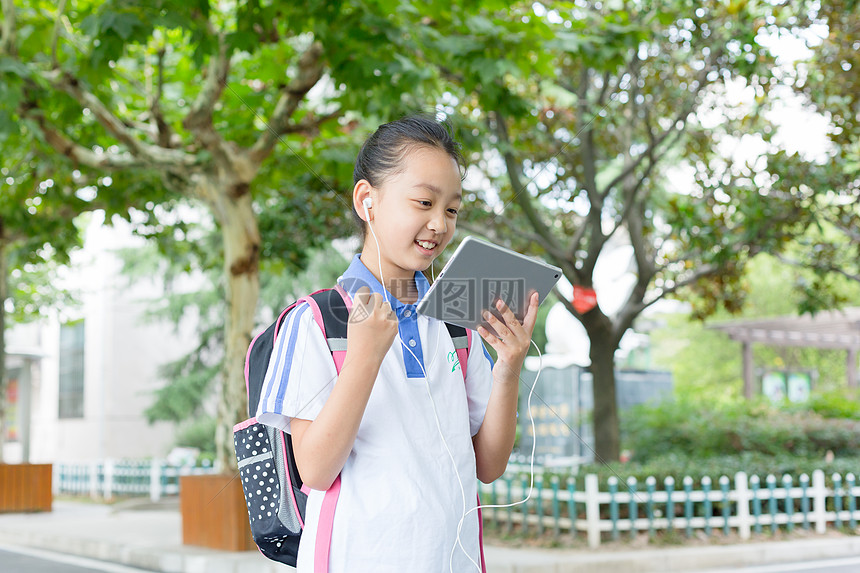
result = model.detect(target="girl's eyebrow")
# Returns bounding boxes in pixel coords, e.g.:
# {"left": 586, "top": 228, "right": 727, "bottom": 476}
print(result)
{"left": 413, "top": 182, "right": 462, "bottom": 201}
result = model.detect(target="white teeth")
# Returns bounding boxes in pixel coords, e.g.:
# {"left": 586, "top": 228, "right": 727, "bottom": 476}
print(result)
{"left": 417, "top": 240, "right": 436, "bottom": 250}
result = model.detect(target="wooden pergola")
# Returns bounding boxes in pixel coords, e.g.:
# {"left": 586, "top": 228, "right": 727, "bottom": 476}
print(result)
{"left": 710, "top": 307, "right": 860, "bottom": 398}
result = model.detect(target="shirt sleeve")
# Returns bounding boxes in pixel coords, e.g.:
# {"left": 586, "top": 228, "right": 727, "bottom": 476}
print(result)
{"left": 255, "top": 302, "right": 338, "bottom": 433}
{"left": 464, "top": 330, "right": 494, "bottom": 436}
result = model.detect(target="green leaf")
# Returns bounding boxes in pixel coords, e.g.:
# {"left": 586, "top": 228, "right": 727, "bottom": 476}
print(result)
{"left": 0, "top": 57, "right": 32, "bottom": 78}
{"left": 101, "top": 11, "right": 143, "bottom": 40}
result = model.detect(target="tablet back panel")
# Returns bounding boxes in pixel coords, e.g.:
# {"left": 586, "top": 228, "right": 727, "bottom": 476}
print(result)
{"left": 416, "top": 236, "right": 562, "bottom": 332}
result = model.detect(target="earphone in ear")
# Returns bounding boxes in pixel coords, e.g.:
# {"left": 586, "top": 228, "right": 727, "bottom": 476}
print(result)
{"left": 362, "top": 197, "right": 372, "bottom": 221}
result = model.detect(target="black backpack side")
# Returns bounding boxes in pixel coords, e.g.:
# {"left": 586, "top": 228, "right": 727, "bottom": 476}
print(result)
{"left": 234, "top": 289, "right": 348, "bottom": 566}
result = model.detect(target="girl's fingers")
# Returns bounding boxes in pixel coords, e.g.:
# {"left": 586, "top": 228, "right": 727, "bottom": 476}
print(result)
{"left": 494, "top": 297, "right": 516, "bottom": 319}
{"left": 483, "top": 310, "right": 511, "bottom": 340}
{"left": 477, "top": 325, "right": 503, "bottom": 347}
{"left": 521, "top": 291, "right": 540, "bottom": 334}
{"left": 355, "top": 286, "right": 372, "bottom": 306}
{"left": 492, "top": 297, "right": 527, "bottom": 336}
{"left": 382, "top": 300, "right": 396, "bottom": 320}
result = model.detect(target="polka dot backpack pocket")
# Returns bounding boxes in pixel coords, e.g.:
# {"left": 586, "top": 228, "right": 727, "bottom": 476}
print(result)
{"left": 233, "top": 288, "right": 350, "bottom": 566}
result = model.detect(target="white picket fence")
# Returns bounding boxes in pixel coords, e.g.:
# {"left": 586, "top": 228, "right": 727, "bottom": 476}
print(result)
{"left": 53, "top": 459, "right": 218, "bottom": 502}
{"left": 478, "top": 469, "right": 860, "bottom": 547}
{"left": 55, "top": 460, "right": 859, "bottom": 548}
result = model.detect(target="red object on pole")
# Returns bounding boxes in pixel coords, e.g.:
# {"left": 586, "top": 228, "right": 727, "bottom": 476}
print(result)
{"left": 572, "top": 285, "right": 598, "bottom": 314}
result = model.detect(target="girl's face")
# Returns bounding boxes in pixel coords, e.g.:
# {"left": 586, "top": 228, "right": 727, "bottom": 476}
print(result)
{"left": 359, "top": 146, "right": 462, "bottom": 284}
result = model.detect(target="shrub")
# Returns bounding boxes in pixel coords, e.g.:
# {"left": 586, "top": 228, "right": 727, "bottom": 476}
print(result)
{"left": 622, "top": 397, "right": 860, "bottom": 461}
{"left": 175, "top": 415, "right": 217, "bottom": 457}
{"left": 575, "top": 453, "right": 860, "bottom": 487}
{"left": 804, "top": 387, "right": 860, "bottom": 420}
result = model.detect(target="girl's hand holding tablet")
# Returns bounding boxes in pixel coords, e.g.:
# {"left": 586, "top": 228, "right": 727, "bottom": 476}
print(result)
{"left": 477, "top": 291, "right": 540, "bottom": 375}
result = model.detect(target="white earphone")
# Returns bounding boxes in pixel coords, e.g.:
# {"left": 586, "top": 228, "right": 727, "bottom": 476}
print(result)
{"left": 359, "top": 188, "right": 541, "bottom": 572}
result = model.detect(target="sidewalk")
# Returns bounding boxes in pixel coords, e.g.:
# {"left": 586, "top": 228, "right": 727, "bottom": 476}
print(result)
{"left": 1, "top": 499, "right": 859, "bottom": 573}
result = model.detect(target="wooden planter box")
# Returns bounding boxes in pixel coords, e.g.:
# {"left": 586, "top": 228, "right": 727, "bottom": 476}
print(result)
{"left": 180, "top": 473, "right": 255, "bottom": 551}
{"left": 0, "top": 463, "right": 52, "bottom": 513}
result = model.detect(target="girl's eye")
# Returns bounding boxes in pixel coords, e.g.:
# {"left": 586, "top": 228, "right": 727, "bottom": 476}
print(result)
{"left": 418, "top": 200, "right": 432, "bottom": 207}
{"left": 447, "top": 208, "right": 459, "bottom": 216}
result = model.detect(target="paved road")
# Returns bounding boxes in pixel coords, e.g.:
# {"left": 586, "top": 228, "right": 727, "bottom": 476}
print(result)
{"left": 0, "top": 547, "right": 152, "bottom": 573}
{"left": 696, "top": 555, "right": 860, "bottom": 573}
{"left": 4, "top": 544, "right": 860, "bottom": 573}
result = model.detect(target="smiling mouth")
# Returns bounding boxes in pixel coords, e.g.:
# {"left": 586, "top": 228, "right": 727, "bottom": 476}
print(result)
{"left": 416, "top": 240, "right": 437, "bottom": 250}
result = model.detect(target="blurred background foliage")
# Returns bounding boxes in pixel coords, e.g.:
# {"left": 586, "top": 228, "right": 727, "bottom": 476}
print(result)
{"left": 1, "top": 0, "right": 858, "bottom": 464}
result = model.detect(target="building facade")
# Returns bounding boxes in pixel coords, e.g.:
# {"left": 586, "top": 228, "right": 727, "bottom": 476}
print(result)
{"left": 3, "top": 215, "right": 197, "bottom": 464}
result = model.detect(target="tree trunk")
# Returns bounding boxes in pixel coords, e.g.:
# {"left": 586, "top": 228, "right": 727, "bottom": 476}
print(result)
{"left": 203, "top": 180, "right": 261, "bottom": 474}
{"left": 583, "top": 315, "right": 621, "bottom": 463}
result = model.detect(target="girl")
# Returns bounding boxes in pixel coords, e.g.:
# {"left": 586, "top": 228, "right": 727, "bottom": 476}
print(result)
{"left": 257, "top": 115, "right": 538, "bottom": 572}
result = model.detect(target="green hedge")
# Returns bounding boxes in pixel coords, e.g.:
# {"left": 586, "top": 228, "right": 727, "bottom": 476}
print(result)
{"left": 798, "top": 387, "right": 860, "bottom": 420}
{"left": 621, "top": 397, "right": 860, "bottom": 460}
{"left": 574, "top": 452, "right": 860, "bottom": 487}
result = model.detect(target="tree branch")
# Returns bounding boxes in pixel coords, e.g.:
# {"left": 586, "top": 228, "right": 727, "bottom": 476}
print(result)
{"left": 150, "top": 47, "right": 174, "bottom": 148}
{"left": 606, "top": 126, "right": 683, "bottom": 242}
{"left": 775, "top": 253, "right": 860, "bottom": 284}
{"left": 601, "top": 48, "right": 715, "bottom": 200}
{"left": 554, "top": 290, "right": 581, "bottom": 320}
{"left": 567, "top": 218, "right": 589, "bottom": 262}
{"left": 1, "top": 0, "right": 17, "bottom": 57}
{"left": 570, "top": 66, "right": 610, "bottom": 278}
{"left": 248, "top": 41, "right": 325, "bottom": 166}
{"left": 182, "top": 32, "right": 233, "bottom": 168}
{"left": 51, "top": 0, "right": 67, "bottom": 66}
{"left": 459, "top": 218, "right": 578, "bottom": 281}
{"left": 32, "top": 112, "right": 151, "bottom": 171}
{"left": 631, "top": 261, "right": 721, "bottom": 317}
{"left": 43, "top": 70, "right": 197, "bottom": 168}
{"left": 576, "top": 67, "right": 599, "bottom": 197}
{"left": 833, "top": 217, "right": 860, "bottom": 243}
{"left": 279, "top": 110, "right": 342, "bottom": 137}
{"left": 492, "top": 112, "right": 567, "bottom": 260}
{"left": 601, "top": 98, "right": 695, "bottom": 201}
{"left": 596, "top": 70, "right": 612, "bottom": 107}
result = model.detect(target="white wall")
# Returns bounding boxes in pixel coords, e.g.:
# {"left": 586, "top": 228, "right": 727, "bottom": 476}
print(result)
{"left": 5, "top": 212, "right": 201, "bottom": 463}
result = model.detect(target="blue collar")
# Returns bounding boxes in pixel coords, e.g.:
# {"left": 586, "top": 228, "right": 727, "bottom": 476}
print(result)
{"left": 338, "top": 254, "right": 430, "bottom": 310}
{"left": 338, "top": 254, "right": 431, "bottom": 379}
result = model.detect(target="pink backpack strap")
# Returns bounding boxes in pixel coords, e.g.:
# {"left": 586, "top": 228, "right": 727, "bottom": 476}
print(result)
{"left": 452, "top": 329, "right": 471, "bottom": 383}
{"left": 333, "top": 283, "right": 353, "bottom": 312}
{"left": 448, "top": 329, "right": 485, "bottom": 567}
{"left": 471, "top": 330, "right": 485, "bottom": 572}
{"left": 297, "top": 294, "right": 325, "bottom": 337}
{"left": 315, "top": 475, "right": 341, "bottom": 572}
{"left": 305, "top": 286, "right": 351, "bottom": 573}
{"left": 329, "top": 285, "right": 352, "bottom": 372}
{"left": 477, "top": 492, "right": 487, "bottom": 572}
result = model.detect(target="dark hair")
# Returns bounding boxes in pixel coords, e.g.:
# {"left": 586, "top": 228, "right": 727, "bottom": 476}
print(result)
{"left": 351, "top": 114, "right": 465, "bottom": 236}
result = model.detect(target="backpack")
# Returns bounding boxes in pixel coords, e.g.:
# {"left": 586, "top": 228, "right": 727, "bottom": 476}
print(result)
{"left": 233, "top": 285, "right": 484, "bottom": 571}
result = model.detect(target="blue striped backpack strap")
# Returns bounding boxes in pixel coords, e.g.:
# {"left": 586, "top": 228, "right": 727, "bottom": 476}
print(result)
{"left": 235, "top": 287, "right": 349, "bottom": 570}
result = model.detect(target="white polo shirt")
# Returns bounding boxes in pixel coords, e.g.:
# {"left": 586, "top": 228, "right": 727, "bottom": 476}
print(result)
{"left": 257, "top": 255, "right": 495, "bottom": 572}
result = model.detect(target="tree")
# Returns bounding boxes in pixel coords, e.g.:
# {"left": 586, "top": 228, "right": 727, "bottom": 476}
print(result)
{"left": 0, "top": 142, "right": 87, "bottom": 461}
{"left": 0, "top": 0, "right": 490, "bottom": 471}
{"left": 117, "top": 230, "right": 347, "bottom": 460}
{"left": 651, "top": 253, "right": 860, "bottom": 407}
{"left": 769, "top": 0, "right": 860, "bottom": 312}
{"left": 438, "top": 1, "right": 818, "bottom": 461}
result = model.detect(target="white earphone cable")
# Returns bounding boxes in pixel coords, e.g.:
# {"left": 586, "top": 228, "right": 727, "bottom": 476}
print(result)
{"left": 365, "top": 211, "right": 540, "bottom": 573}
{"left": 451, "top": 340, "right": 542, "bottom": 572}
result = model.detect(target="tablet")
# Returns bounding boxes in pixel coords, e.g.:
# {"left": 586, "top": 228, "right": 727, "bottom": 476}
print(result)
{"left": 416, "top": 236, "right": 562, "bottom": 335}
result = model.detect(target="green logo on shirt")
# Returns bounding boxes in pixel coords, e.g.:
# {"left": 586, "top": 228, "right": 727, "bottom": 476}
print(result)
{"left": 448, "top": 351, "right": 461, "bottom": 373}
